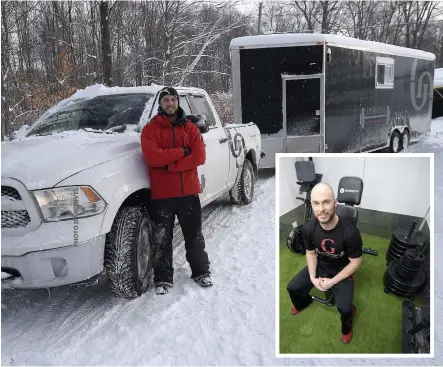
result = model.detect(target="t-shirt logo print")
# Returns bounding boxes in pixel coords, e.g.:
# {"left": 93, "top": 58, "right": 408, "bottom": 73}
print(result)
{"left": 320, "top": 238, "right": 336, "bottom": 254}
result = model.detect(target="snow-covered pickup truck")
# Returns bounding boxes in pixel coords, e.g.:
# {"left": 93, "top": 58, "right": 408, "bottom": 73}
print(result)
{"left": 1, "top": 84, "right": 262, "bottom": 298}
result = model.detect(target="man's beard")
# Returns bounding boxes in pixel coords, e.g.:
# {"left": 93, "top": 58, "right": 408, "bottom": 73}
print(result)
{"left": 165, "top": 110, "right": 177, "bottom": 117}
{"left": 163, "top": 106, "right": 178, "bottom": 117}
{"left": 316, "top": 207, "right": 336, "bottom": 225}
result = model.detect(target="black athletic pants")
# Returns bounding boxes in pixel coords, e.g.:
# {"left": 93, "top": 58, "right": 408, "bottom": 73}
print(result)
{"left": 149, "top": 194, "right": 210, "bottom": 284}
{"left": 287, "top": 266, "right": 355, "bottom": 334}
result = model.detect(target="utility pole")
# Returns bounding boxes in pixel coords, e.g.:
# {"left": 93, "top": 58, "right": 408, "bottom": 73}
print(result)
{"left": 257, "top": 2, "right": 262, "bottom": 35}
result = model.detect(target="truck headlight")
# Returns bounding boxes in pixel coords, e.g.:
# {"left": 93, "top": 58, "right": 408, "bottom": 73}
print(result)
{"left": 33, "top": 186, "right": 107, "bottom": 222}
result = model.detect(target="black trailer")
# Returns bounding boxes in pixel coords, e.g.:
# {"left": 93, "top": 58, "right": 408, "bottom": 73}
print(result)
{"left": 230, "top": 33, "right": 435, "bottom": 168}
{"left": 433, "top": 68, "right": 443, "bottom": 119}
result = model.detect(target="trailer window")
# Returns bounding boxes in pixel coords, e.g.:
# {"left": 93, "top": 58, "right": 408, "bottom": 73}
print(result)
{"left": 376, "top": 57, "right": 394, "bottom": 89}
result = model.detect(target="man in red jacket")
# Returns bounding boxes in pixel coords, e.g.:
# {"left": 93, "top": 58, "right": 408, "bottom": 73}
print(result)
{"left": 141, "top": 86, "right": 212, "bottom": 295}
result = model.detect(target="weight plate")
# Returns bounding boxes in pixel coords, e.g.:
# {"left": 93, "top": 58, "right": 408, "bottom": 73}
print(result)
{"left": 392, "top": 229, "right": 427, "bottom": 248}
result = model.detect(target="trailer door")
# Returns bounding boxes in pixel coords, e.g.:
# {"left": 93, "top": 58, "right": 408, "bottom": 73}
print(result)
{"left": 282, "top": 74, "right": 324, "bottom": 153}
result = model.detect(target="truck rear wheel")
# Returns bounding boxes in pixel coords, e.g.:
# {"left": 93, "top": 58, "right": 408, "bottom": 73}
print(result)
{"left": 229, "top": 159, "right": 255, "bottom": 205}
{"left": 389, "top": 131, "right": 402, "bottom": 153}
{"left": 105, "top": 206, "right": 153, "bottom": 298}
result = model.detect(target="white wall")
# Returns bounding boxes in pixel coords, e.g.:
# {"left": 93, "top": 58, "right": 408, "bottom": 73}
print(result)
{"left": 359, "top": 157, "right": 430, "bottom": 217}
{"left": 278, "top": 157, "right": 308, "bottom": 216}
{"left": 279, "top": 156, "right": 431, "bottom": 218}
{"left": 312, "top": 157, "right": 366, "bottom": 192}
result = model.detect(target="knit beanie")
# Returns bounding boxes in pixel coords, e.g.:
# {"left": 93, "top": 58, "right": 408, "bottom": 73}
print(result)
{"left": 158, "top": 87, "right": 179, "bottom": 105}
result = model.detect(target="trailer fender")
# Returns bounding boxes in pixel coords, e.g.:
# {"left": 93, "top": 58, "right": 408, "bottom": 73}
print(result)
{"left": 401, "top": 128, "right": 411, "bottom": 150}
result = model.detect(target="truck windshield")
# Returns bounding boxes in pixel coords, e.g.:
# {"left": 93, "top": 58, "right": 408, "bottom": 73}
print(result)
{"left": 27, "top": 93, "right": 153, "bottom": 136}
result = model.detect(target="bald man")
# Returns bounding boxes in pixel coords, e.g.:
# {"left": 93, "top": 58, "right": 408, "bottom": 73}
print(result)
{"left": 286, "top": 182, "right": 363, "bottom": 344}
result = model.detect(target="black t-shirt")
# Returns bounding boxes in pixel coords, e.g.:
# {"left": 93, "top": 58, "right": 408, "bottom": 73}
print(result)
{"left": 303, "top": 217, "right": 363, "bottom": 277}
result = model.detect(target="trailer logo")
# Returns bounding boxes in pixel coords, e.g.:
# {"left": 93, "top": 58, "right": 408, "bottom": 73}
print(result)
{"left": 411, "top": 59, "right": 432, "bottom": 111}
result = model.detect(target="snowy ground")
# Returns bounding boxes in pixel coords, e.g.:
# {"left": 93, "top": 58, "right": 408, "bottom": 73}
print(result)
{"left": 1, "top": 118, "right": 442, "bottom": 366}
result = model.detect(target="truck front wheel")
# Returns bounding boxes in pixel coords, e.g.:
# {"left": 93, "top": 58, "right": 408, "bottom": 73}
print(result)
{"left": 105, "top": 206, "right": 153, "bottom": 298}
{"left": 229, "top": 159, "right": 255, "bottom": 205}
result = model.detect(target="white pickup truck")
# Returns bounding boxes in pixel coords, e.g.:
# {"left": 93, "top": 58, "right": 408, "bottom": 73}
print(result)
{"left": 1, "top": 84, "right": 262, "bottom": 298}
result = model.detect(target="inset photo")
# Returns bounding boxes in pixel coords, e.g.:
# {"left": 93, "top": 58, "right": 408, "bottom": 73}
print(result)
{"left": 276, "top": 153, "right": 433, "bottom": 357}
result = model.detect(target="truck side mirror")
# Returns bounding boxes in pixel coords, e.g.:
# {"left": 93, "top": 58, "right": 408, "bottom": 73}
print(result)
{"left": 187, "top": 114, "right": 210, "bottom": 134}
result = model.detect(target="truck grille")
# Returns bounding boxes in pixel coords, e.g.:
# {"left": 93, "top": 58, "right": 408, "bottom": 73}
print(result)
{"left": 2, "top": 186, "right": 22, "bottom": 201}
{"left": 1, "top": 185, "right": 33, "bottom": 229}
{"left": 1, "top": 210, "right": 31, "bottom": 228}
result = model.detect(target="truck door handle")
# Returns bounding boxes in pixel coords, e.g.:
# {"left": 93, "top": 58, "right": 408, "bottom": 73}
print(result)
{"left": 219, "top": 137, "right": 228, "bottom": 143}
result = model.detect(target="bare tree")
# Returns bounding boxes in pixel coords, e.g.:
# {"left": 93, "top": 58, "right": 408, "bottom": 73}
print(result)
{"left": 293, "top": 1, "right": 316, "bottom": 32}
{"left": 318, "top": 1, "right": 342, "bottom": 34}
{"left": 2, "top": 0, "right": 442, "bottom": 141}
{"left": 1, "top": 1, "right": 14, "bottom": 140}
{"left": 100, "top": 0, "right": 112, "bottom": 86}
{"left": 177, "top": 6, "right": 245, "bottom": 86}
{"left": 345, "top": 1, "right": 380, "bottom": 39}
{"left": 401, "top": 1, "right": 439, "bottom": 49}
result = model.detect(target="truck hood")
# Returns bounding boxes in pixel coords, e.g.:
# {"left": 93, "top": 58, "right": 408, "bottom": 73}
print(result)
{"left": 1, "top": 132, "right": 141, "bottom": 190}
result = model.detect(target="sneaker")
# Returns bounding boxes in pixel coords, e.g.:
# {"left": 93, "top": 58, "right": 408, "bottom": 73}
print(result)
{"left": 290, "top": 306, "right": 301, "bottom": 315}
{"left": 155, "top": 282, "right": 172, "bottom": 295}
{"left": 341, "top": 305, "right": 356, "bottom": 344}
{"left": 194, "top": 274, "right": 213, "bottom": 288}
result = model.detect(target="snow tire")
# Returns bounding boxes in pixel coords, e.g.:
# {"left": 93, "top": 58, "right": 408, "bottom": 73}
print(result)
{"left": 105, "top": 206, "right": 153, "bottom": 298}
{"left": 389, "top": 130, "right": 402, "bottom": 153}
{"left": 229, "top": 159, "right": 255, "bottom": 205}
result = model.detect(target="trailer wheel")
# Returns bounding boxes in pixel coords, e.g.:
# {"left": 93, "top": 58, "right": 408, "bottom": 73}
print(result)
{"left": 389, "top": 131, "right": 402, "bottom": 153}
{"left": 105, "top": 206, "right": 153, "bottom": 298}
{"left": 229, "top": 159, "right": 255, "bottom": 205}
{"left": 401, "top": 130, "right": 410, "bottom": 151}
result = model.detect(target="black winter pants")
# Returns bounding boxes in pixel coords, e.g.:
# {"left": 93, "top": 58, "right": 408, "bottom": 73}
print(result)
{"left": 287, "top": 266, "right": 355, "bottom": 334}
{"left": 149, "top": 194, "right": 210, "bottom": 284}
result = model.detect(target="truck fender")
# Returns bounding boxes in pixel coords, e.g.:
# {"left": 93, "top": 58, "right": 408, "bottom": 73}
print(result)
{"left": 100, "top": 182, "right": 151, "bottom": 235}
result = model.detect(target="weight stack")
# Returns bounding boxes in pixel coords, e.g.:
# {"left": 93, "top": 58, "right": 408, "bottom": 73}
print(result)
{"left": 383, "top": 248, "right": 426, "bottom": 297}
{"left": 386, "top": 222, "right": 427, "bottom": 263}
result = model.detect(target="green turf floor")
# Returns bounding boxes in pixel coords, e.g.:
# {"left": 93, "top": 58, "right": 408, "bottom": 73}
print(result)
{"left": 279, "top": 234, "right": 408, "bottom": 354}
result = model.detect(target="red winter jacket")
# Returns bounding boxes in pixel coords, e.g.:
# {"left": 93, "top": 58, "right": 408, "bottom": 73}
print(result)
{"left": 141, "top": 107, "right": 206, "bottom": 200}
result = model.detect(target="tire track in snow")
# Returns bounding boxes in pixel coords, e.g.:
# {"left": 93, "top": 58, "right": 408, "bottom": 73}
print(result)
{"left": 10, "top": 286, "right": 78, "bottom": 355}
{"left": 195, "top": 175, "right": 275, "bottom": 363}
{"left": 43, "top": 282, "right": 116, "bottom": 348}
